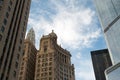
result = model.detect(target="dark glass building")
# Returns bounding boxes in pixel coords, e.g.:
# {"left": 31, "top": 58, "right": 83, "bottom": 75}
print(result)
{"left": 91, "top": 49, "right": 112, "bottom": 80}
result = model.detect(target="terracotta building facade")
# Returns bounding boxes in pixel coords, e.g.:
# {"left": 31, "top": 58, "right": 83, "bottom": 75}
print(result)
{"left": 18, "top": 28, "right": 37, "bottom": 80}
{"left": 35, "top": 30, "right": 75, "bottom": 80}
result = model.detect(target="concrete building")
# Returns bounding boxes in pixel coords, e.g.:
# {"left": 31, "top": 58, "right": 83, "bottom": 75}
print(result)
{"left": 18, "top": 28, "right": 37, "bottom": 80}
{"left": 35, "top": 30, "right": 75, "bottom": 80}
{"left": 91, "top": 49, "right": 112, "bottom": 80}
{"left": 0, "top": 0, "right": 31, "bottom": 80}
{"left": 93, "top": 0, "right": 120, "bottom": 80}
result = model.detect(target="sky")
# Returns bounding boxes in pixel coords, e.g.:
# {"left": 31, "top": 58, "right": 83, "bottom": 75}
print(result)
{"left": 27, "top": 0, "right": 107, "bottom": 80}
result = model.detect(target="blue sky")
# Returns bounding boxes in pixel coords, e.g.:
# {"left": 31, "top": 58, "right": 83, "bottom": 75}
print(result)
{"left": 27, "top": 0, "right": 107, "bottom": 80}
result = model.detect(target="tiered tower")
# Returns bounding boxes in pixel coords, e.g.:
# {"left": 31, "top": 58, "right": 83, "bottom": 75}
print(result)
{"left": 35, "top": 30, "right": 75, "bottom": 80}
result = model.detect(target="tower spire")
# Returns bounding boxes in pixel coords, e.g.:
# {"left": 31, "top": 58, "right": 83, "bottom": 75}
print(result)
{"left": 26, "top": 28, "right": 35, "bottom": 45}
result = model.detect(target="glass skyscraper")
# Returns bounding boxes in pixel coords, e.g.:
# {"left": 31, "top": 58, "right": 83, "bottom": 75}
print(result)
{"left": 93, "top": 0, "right": 120, "bottom": 80}
{"left": 91, "top": 49, "right": 112, "bottom": 80}
{"left": 94, "top": 0, "right": 120, "bottom": 64}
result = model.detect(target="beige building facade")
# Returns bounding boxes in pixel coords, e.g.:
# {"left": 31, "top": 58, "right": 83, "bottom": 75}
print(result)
{"left": 35, "top": 31, "right": 75, "bottom": 80}
{"left": 18, "top": 28, "right": 37, "bottom": 80}
{"left": 0, "top": 0, "right": 31, "bottom": 80}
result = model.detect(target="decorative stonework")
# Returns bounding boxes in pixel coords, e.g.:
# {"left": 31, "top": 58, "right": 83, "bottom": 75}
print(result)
{"left": 26, "top": 28, "right": 35, "bottom": 45}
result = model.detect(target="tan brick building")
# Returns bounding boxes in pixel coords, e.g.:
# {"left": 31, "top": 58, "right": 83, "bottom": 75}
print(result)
{"left": 0, "top": 0, "right": 31, "bottom": 80}
{"left": 35, "top": 30, "right": 75, "bottom": 80}
{"left": 18, "top": 28, "right": 37, "bottom": 80}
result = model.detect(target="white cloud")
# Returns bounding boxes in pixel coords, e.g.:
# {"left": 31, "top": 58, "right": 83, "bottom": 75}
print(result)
{"left": 28, "top": 0, "right": 101, "bottom": 49}
{"left": 76, "top": 52, "right": 81, "bottom": 59}
{"left": 27, "top": 0, "right": 101, "bottom": 80}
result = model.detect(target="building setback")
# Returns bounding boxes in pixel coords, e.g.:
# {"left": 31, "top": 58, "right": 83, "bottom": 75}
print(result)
{"left": 0, "top": 0, "right": 31, "bottom": 80}
{"left": 35, "top": 30, "right": 75, "bottom": 80}
{"left": 18, "top": 28, "right": 37, "bottom": 80}
{"left": 91, "top": 49, "right": 112, "bottom": 80}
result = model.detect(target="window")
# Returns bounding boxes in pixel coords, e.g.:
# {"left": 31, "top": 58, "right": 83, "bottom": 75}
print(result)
{"left": 19, "top": 77, "right": 22, "bottom": 80}
{"left": 8, "top": 6, "right": 11, "bottom": 11}
{"left": 21, "top": 32, "right": 23, "bottom": 38}
{"left": 20, "top": 39, "right": 22, "bottom": 44}
{"left": 3, "top": 18, "right": 7, "bottom": 25}
{"left": 21, "top": 67, "right": 24, "bottom": 70}
{"left": 22, "top": 62, "right": 24, "bottom": 65}
{"left": 38, "top": 55, "right": 41, "bottom": 58}
{"left": 0, "top": 6, "right": 2, "bottom": 11}
{"left": 24, "top": 15, "right": 26, "bottom": 20}
{"left": 37, "top": 73, "right": 40, "bottom": 77}
{"left": 13, "top": 71, "right": 16, "bottom": 77}
{"left": 25, "top": 11, "right": 27, "bottom": 15}
{"left": 22, "top": 52, "right": 24, "bottom": 56}
{"left": 20, "top": 71, "right": 23, "bottom": 75}
{"left": 15, "top": 62, "right": 18, "bottom": 68}
{"left": 49, "top": 72, "right": 52, "bottom": 75}
{"left": 49, "top": 77, "right": 52, "bottom": 80}
{"left": 0, "top": 34, "right": 2, "bottom": 41}
{"left": 24, "top": 22, "right": 25, "bottom": 26}
{"left": 37, "top": 69, "right": 40, "bottom": 72}
{"left": 17, "top": 54, "right": 19, "bottom": 60}
{"left": 6, "top": 12, "right": 9, "bottom": 18}
{"left": 38, "top": 64, "right": 40, "bottom": 67}
{"left": 1, "top": 26, "right": 5, "bottom": 32}
{"left": 49, "top": 58, "right": 52, "bottom": 61}
{"left": 49, "top": 67, "right": 52, "bottom": 70}
{"left": 44, "top": 41, "right": 48, "bottom": 45}
{"left": 49, "top": 62, "right": 52, "bottom": 66}
{"left": 38, "top": 59, "right": 40, "bottom": 63}
{"left": 9, "top": 0, "right": 12, "bottom": 5}
{"left": 19, "top": 46, "right": 21, "bottom": 51}
{"left": 44, "top": 46, "right": 47, "bottom": 52}
{"left": 23, "top": 27, "right": 25, "bottom": 32}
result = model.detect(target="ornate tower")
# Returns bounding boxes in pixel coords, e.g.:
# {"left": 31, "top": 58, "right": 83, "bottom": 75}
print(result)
{"left": 35, "top": 30, "right": 75, "bottom": 80}
{"left": 26, "top": 28, "right": 35, "bottom": 45}
{"left": 18, "top": 28, "right": 37, "bottom": 80}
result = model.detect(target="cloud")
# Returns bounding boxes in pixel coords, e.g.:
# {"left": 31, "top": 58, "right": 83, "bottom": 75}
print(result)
{"left": 27, "top": 0, "right": 101, "bottom": 80}
{"left": 76, "top": 52, "right": 81, "bottom": 59}
{"left": 28, "top": 0, "right": 101, "bottom": 50}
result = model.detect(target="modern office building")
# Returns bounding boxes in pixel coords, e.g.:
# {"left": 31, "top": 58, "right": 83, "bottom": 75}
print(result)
{"left": 94, "top": 0, "right": 120, "bottom": 64}
{"left": 91, "top": 49, "right": 112, "bottom": 80}
{"left": 94, "top": 0, "right": 120, "bottom": 80}
{"left": 18, "top": 28, "right": 37, "bottom": 80}
{"left": 0, "top": 0, "right": 31, "bottom": 80}
{"left": 35, "top": 30, "right": 75, "bottom": 80}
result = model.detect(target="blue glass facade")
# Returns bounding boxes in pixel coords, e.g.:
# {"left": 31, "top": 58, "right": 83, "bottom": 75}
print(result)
{"left": 94, "top": 0, "right": 120, "bottom": 64}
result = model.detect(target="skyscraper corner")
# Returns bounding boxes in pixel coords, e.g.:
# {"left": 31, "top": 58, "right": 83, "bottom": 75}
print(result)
{"left": 0, "top": 0, "right": 31, "bottom": 80}
{"left": 93, "top": 0, "right": 120, "bottom": 80}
